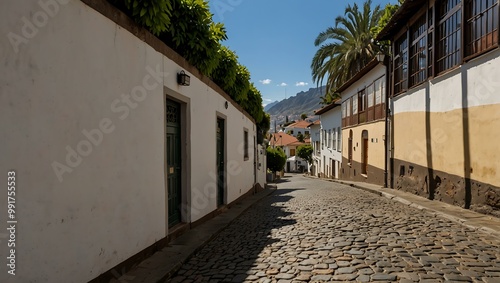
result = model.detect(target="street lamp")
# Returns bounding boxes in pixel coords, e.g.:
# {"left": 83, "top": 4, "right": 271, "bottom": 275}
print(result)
{"left": 376, "top": 52, "right": 385, "bottom": 64}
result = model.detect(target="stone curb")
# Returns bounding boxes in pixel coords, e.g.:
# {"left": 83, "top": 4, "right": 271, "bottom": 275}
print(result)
{"left": 160, "top": 187, "right": 277, "bottom": 282}
{"left": 120, "top": 186, "right": 277, "bottom": 283}
{"left": 304, "top": 175, "right": 500, "bottom": 241}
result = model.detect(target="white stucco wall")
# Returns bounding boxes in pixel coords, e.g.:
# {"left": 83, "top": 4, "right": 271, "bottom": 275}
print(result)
{"left": 391, "top": 48, "right": 500, "bottom": 187}
{"left": 319, "top": 107, "right": 342, "bottom": 178}
{"left": 340, "top": 64, "right": 386, "bottom": 107}
{"left": 256, "top": 144, "right": 267, "bottom": 186}
{"left": 284, "top": 125, "right": 309, "bottom": 137}
{"left": 392, "top": 49, "right": 500, "bottom": 115}
{"left": 0, "top": 1, "right": 260, "bottom": 282}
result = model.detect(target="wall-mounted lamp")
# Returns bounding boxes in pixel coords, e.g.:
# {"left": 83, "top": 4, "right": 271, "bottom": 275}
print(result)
{"left": 224, "top": 101, "right": 229, "bottom": 109}
{"left": 376, "top": 52, "right": 386, "bottom": 64}
{"left": 177, "top": 70, "right": 190, "bottom": 86}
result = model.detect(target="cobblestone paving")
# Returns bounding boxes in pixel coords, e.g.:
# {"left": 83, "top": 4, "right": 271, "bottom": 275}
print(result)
{"left": 168, "top": 175, "right": 500, "bottom": 283}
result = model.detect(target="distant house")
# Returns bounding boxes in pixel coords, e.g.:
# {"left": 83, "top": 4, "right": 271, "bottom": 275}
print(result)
{"left": 308, "top": 120, "right": 321, "bottom": 176}
{"left": 377, "top": 0, "right": 500, "bottom": 211}
{"left": 314, "top": 102, "right": 342, "bottom": 179}
{"left": 284, "top": 120, "right": 311, "bottom": 138}
{"left": 339, "top": 58, "right": 387, "bottom": 186}
{"left": 269, "top": 132, "right": 308, "bottom": 172}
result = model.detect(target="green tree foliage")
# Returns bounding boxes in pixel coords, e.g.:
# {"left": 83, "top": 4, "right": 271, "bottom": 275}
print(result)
{"left": 301, "top": 113, "right": 307, "bottom": 120}
{"left": 320, "top": 92, "right": 341, "bottom": 105}
{"left": 371, "top": 0, "right": 403, "bottom": 37}
{"left": 311, "top": 0, "right": 383, "bottom": 98}
{"left": 297, "top": 133, "right": 305, "bottom": 143}
{"left": 296, "top": 144, "right": 313, "bottom": 164}
{"left": 258, "top": 113, "right": 271, "bottom": 137}
{"left": 267, "top": 147, "right": 287, "bottom": 173}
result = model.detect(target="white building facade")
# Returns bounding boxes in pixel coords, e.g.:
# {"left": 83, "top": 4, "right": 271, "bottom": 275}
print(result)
{"left": 315, "top": 103, "right": 342, "bottom": 179}
{"left": 308, "top": 121, "right": 321, "bottom": 176}
{"left": 0, "top": 1, "right": 266, "bottom": 282}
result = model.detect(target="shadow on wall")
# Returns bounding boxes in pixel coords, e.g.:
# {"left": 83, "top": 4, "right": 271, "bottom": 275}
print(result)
{"left": 167, "top": 188, "right": 303, "bottom": 282}
{"left": 391, "top": 66, "right": 474, "bottom": 209}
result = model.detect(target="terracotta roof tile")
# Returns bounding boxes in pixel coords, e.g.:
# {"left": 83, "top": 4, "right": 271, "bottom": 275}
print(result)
{"left": 269, "top": 132, "right": 299, "bottom": 147}
{"left": 286, "top": 120, "right": 311, "bottom": 129}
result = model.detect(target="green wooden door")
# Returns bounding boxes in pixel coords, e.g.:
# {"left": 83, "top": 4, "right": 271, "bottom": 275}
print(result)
{"left": 217, "top": 118, "right": 225, "bottom": 207}
{"left": 167, "top": 99, "right": 182, "bottom": 227}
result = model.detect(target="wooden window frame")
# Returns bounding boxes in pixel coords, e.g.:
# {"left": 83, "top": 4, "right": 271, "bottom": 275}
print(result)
{"left": 409, "top": 13, "right": 429, "bottom": 87}
{"left": 244, "top": 130, "right": 249, "bottom": 161}
{"left": 393, "top": 34, "right": 409, "bottom": 95}
{"left": 436, "top": 0, "right": 462, "bottom": 74}
{"left": 464, "top": 0, "right": 499, "bottom": 59}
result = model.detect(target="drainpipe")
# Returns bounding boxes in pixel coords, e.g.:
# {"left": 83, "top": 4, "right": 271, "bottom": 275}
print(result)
{"left": 383, "top": 47, "right": 391, "bottom": 188}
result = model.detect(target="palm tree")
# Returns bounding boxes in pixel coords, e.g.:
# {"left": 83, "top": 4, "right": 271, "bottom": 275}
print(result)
{"left": 311, "top": 0, "right": 383, "bottom": 98}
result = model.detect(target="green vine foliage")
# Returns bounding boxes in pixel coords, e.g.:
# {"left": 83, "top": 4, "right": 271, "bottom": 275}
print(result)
{"left": 243, "top": 83, "right": 264, "bottom": 123}
{"left": 112, "top": 0, "right": 266, "bottom": 131}
{"left": 211, "top": 46, "right": 239, "bottom": 92}
{"left": 161, "top": 0, "right": 227, "bottom": 76}
{"left": 123, "top": 0, "right": 172, "bottom": 35}
{"left": 227, "top": 64, "right": 251, "bottom": 104}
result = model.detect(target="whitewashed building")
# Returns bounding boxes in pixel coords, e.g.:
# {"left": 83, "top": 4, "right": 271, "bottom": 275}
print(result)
{"left": 308, "top": 120, "right": 321, "bottom": 176}
{"left": 283, "top": 120, "right": 311, "bottom": 138}
{"left": 315, "top": 102, "right": 342, "bottom": 178}
{"left": 0, "top": 1, "right": 267, "bottom": 282}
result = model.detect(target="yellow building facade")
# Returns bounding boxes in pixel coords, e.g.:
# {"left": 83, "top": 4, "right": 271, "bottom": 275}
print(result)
{"left": 378, "top": 0, "right": 500, "bottom": 213}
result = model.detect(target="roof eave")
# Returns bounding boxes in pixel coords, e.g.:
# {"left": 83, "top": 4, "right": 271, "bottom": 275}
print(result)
{"left": 335, "top": 58, "right": 381, "bottom": 94}
{"left": 376, "top": 0, "right": 427, "bottom": 41}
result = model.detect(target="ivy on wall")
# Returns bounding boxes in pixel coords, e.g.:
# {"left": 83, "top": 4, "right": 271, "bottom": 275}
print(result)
{"left": 110, "top": 0, "right": 268, "bottom": 135}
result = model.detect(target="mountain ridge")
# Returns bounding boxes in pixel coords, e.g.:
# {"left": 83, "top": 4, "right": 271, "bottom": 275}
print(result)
{"left": 266, "top": 86, "right": 325, "bottom": 117}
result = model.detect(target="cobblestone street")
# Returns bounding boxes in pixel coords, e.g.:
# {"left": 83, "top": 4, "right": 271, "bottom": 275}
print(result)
{"left": 169, "top": 175, "right": 500, "bottom": 283}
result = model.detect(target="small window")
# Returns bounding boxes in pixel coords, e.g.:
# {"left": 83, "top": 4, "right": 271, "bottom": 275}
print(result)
{"left": 328, "top": 129, "right": 331, "bottom": 148}
{"left": 290, "top": 149, "right": 296, "bottom": 156}
{"left": 367, "top": 83, "right": 374, "bottom": 108}
{"left": 337, "top": 127, "right": 341, "bottom": 152}
{"left": 352, "top": 95, "right": 358, "bottom": 115}
{"left": 358, "top": 89, "right": 366, "bottom": 112}
{"left": 375, "top": 78, "right": 382, "bottom": 104}
{"left": 244, "top": 130, "right": 249, "bottom": 160}
{"left": 348, "top": 130, "right": 353, "bottom": 164}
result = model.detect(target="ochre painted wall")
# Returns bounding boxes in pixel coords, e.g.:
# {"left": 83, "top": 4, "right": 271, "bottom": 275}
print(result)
{"left": 341, "top": 120, "right": 386, "bottom": 185}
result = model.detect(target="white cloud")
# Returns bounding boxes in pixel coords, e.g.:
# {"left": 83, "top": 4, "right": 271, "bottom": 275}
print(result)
{"left": 296, "top": 82, "right": 309, "bottom": 86}
{"left": 259, "top": 79, "right": 272, "bottom": 85}
{"left": 263, "top": 98, "right": 274, "bottom": 102}
{"left": 277, "top": 82, "right": 288, "bottom": 87}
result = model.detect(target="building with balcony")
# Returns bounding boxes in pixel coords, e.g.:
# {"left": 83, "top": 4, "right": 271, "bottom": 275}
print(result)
{"left": 340, "top": 59, "right": 387, "bottom": 186}
{"left": 377, "top": 0, "right": 500, "bottom": 212}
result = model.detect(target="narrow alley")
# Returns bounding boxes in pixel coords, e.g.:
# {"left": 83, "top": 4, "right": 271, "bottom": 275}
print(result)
{"left": 169, "top": 175, "right": 500, "bottom": 283}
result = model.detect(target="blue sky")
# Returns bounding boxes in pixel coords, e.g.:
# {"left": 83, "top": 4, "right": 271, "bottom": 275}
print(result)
{"left": 209, "top": 0, "right": 392, "bottom": 106}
